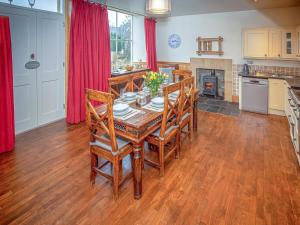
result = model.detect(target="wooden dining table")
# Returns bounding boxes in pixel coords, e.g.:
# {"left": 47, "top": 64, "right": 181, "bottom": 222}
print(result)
{"left": 95, "top": 88, "right": 199, "bottom": 200}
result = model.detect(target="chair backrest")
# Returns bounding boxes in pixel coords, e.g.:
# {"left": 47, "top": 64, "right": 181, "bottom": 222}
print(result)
{"left": 85, "top": 89, "right": 118, "bottom": 153}
{"left": 108, "top": 75, "right": 134, "bottom": 98}
{"left": 131, "top": 72, "right": 145, "bottom": 92}
{"left": 172, "top": 70, "right": 192, "bottom": 83}
{"left": 180, "top": 77, "right": 195, "bottom": 118}
{"left": 159, "top": 67, "right": 174, "bottom": 83}
{"left": 159, "top": 82, "right": 181, "bottom": 138}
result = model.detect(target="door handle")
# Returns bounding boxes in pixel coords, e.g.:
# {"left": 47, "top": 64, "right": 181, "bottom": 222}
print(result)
{"left": 30, "top": 53, "right": 35, "bottom": 60}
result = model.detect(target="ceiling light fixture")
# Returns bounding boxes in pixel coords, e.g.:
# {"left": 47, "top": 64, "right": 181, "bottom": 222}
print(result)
{"left": 146, "top": 0, "right": 171, "bottom": 15}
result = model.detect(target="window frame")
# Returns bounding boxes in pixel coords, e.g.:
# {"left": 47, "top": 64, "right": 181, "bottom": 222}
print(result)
{"left": 109, "top": 9, "right": 133, "bottom": 72}
{"left": 0, "top": 0, "right": 63, "bottom": 14}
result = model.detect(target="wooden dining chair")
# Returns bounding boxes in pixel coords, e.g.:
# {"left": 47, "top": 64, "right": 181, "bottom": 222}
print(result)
{"left": 108, "top": 75, "right": 134, "bottom": 98}
{"left": 172, "top": 70, "right": 192, "bottom": 83}
{"left": 131, "top": 72, "right": 145, "bottom": 92}
{"left": 145, "top": 83, "right": 181, "bottom": 176}
{"left": 85, "top": 89, "right": 133, "bottom": 199}
{"left": 178, "top": 77, "right": 195, "bottom": 153}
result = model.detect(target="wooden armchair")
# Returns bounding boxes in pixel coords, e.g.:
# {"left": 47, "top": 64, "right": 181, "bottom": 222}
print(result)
{"left": 85, "top": 89, "right": 133, "bottom": 199}
{"left": 131, "top": 72, "right": 145, "bottom": 92}
{"left": 178, "top": 77, "right": 195, "bottom": 153}
{"left": 145, "top": 83, "right": 181, "bottom": 176}
{"left": 108, "top": 75, "right": 134, "bottom": 98}
{"left": 172, "top": 70, "right": 192, "bottom": 83}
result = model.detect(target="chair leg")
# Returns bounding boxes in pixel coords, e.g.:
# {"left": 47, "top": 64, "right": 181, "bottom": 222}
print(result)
{"left": 113, "top": 159, "right": 119, "bottom": 200}
{"left": 90, "top": 152, "right": 98, "bottom": 185}
{"left": 158, "top": 142, "right": 165, "bottom": 177}
{"left": 188, "top": 120, "right": 192, "bottom": 139}
{"left": 176, "top": 130, "right": 181, "bottom": 159}
{"left": 119, "top": 159, "right": 123, "bottom": 182}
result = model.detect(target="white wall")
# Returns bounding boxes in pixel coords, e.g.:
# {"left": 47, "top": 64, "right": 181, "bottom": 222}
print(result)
{"left": 132, "top": 15, "right": 146, "bottom": 62}
{"left": 156, "top": 7, "right": 300, "bottom": 67}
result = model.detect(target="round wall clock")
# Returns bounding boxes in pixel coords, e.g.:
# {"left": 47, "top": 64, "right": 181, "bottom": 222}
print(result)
{"left": 168, "top": 34, "right": 181, "bottom": 49}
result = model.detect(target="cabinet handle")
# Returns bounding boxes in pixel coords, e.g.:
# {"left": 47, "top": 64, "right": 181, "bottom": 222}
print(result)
{"left": 278, "top": 54, "right": 281, "bottom": 57}
{"left": 264, "top": 54, "right": 267, "bottom": 57}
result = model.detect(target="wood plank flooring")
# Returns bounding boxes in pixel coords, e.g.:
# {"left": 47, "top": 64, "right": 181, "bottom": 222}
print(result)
{"left": 0, "top": 111, "right": 300, "bottom": 225}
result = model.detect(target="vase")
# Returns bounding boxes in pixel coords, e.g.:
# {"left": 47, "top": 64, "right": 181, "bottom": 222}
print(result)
{"left": 150, "top": 89, "right": 158, "bottom": 98}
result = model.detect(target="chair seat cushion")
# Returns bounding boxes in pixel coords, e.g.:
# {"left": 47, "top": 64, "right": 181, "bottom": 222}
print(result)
{"left": 152, "top": 125, "right": 178, "bottom": 140}
{"left": 90, "top": 135, "right": 130, "bottom": 153}
{"left": 180, "top": 112, "right": 191, "bottom": 123}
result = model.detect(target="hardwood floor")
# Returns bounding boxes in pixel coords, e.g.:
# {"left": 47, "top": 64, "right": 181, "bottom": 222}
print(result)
{"left": 0, "top": 111, "right": 300, "bottom": 225}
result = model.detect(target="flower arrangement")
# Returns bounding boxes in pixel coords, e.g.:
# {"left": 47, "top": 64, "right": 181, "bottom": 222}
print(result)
{"left": 143, "top": 71, "right": 169, "bottom": 97}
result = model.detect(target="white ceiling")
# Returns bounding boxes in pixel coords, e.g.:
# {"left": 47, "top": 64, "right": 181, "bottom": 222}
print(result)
{"left": 107, "top": 0, "right": 300, "bottom": 16}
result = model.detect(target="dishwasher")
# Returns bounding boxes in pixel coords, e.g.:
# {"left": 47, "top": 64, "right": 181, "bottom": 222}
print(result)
{"left": 241, "top": 77, "right": 268, "bottom": 114}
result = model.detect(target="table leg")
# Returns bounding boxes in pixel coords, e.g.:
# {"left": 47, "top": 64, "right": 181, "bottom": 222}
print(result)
{"left": 133, "top": 142, "right": 143, "bottom": 200}
{"left": 193, "top": 100, "right": 198, "bottom": 130}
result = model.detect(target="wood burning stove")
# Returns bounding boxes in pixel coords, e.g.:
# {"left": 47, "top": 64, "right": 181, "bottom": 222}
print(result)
{"left": 202, "top": 70, "right": 218, "bottom": 97}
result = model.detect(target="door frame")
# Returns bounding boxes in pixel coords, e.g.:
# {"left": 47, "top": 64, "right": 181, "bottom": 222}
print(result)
{"left": 0, "top": 2, "right": 66, "bottom": 134}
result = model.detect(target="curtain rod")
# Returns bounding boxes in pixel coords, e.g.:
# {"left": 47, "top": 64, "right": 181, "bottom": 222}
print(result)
{"left": 87, "top": 0, "right": 147, "bottom": 17}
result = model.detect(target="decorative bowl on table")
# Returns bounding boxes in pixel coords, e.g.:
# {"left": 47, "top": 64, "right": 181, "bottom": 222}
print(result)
{"left": 151, "top": 97, "right": 164, "bottom": 108}
{"left": 125, "top": 65, "right": 134, "bottom": 71}
{"left": 113, "top": 103, "right": 130, "bottom": 116}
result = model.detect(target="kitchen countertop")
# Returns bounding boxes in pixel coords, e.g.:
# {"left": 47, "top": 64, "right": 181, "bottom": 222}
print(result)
{"left": 239, "top": 72, "right": 300, "bottom": 106}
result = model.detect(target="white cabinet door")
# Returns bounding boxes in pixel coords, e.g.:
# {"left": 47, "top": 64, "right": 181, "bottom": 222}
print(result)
{"left": 36, "top": 12, "right": 65, "bottom": 126}
{"left": 269, "top": 79, "right": 285, "bottom": 113}
{"left": 243, "top": 28, "right": 268, "bottom": 58}
{"left": 281, "top": 29, "right": 297, "bottom": 59}
{"left": 0, "top": 6, "right": 38, "bottom": 134}
{"left": 284, "top": 81, "right": 289, "bottom": 115}
{"left": 268, "top": 29, "right": 282, "bottom": 58}
{"left": 297, "top": 26, "right": 300, "bottom": 58}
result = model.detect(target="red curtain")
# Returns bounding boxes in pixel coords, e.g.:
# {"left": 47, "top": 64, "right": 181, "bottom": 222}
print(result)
{"left": 67, "top": 0, "right": 111, "bottom": 124}
{"left": 144, "top": 18, "right": 157, "bottom": 72}
{"left": 0, "top": 17, "right": 15, "bottom": 154}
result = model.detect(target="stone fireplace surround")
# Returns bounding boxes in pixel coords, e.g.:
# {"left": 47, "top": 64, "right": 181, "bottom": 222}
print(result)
{"left": 190, "top": 58, "right": 233, "bottom": 102}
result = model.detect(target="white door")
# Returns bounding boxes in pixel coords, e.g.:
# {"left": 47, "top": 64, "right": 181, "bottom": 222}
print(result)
{"left": 0, "top": 6, "right": 38, "bottom": 133}
{"left": 36, "top": 12, "right": 65, "bottom": 126}
{"left": 0, "top": 4, "right": 65, "bottom": 133}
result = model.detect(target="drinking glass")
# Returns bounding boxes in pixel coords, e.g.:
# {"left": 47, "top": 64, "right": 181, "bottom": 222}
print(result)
{"left": 120, "top": 88, "right": 125, "bottom": 99}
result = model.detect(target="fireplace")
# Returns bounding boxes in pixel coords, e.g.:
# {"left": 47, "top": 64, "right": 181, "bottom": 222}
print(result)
{"left": 196, "top": 68, "right": 225, "bottom": 100}
{"left": 202, "top": 70, "right": 218, "bottom": 97}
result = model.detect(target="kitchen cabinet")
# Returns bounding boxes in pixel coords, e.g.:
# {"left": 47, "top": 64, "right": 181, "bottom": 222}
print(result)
{"left": 284, "top": 81, "right": 290, "bottom": 115}
{"left": 281, "top": 29, "right": 297, "bottom": 59}
{"left": 268, "top": 29, "right": 282, "bottom": 58}
{"left": 243, "top": 27, "right": 299, "bottom": 60}
{"left": 243, "top": 28, "right": 269, "bottom": 58}
{"left": 269, "top": 79, "right": 285, "bottom": 115}
{"left": 297, "top": 25, "right": 300, "bottom": 58}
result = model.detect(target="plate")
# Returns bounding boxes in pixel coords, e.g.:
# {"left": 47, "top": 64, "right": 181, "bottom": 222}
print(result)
{"left": 170, "top": 90, "right": 179, "bottom": 96}
{"left": 114, "top": 108, "right": 130, "bottom": 116}
{"left": 151, "top": 102, "right": 164, "bottom": 108}
{"left": 124, "top": 92, "right": 136, "bottom": 98}
{"left": 113, "top": 103, "right": 129, "bottom": 113}
{"left": 151, "top": 97, "right": 164, "bottom": 106}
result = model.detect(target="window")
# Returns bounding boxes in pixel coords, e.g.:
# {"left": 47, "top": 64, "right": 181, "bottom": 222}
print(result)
{"left": 109, "top": 10, "right": 133, "bottom": 72}
{"left": 0, "top": 0, "right": 63, "bottom": 13}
